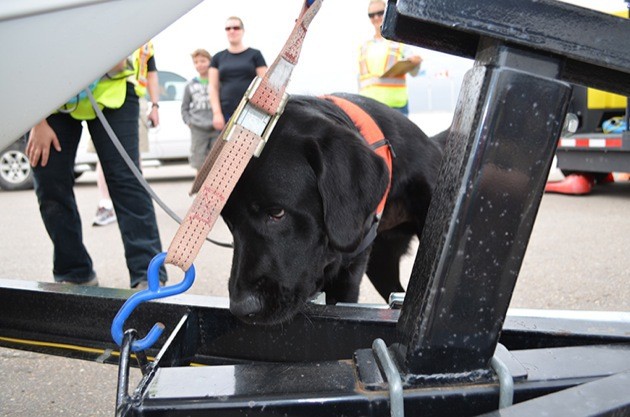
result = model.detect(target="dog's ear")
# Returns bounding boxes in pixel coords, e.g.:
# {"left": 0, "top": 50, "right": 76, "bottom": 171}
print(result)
{"left": 308, "top": 129, "right": 389, "bottom": 252}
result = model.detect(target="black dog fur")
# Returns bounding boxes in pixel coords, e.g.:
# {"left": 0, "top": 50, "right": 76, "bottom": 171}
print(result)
{"left": 222, "top": 93, "right": 444, "bottom": 325}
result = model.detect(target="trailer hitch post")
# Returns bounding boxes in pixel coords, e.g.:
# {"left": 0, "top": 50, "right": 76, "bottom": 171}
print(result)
{"left": 382, "top": 2, "right": 573, "bottom": 378}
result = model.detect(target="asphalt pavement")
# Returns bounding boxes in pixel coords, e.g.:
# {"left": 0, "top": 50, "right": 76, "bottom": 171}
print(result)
{"left": 1, "top": 164, "right": 628, "bottom": 416}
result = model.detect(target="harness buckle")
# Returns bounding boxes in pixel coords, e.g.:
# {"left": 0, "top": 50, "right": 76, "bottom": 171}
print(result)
{"left": 223, "top": 76, "right": 289, "bottom": 157}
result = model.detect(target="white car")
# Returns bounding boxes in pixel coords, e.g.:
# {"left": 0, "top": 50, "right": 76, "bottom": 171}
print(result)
{"left": 74, "top": 70, "right": 191, "bottom": 172}
{"left": 0, "top": 70, "right": 191, "bottom": 191}
{"left": 0, "top": 133, "right": 32, "bottom": 191}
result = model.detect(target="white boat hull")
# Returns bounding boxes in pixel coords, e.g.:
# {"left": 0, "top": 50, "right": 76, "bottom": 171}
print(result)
{"left": 0, "top": 0, "right": 202, "bottom": 147}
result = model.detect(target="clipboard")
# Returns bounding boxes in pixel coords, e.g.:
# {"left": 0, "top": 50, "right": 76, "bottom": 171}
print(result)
{"left": 381, "top": 60, "right": 419, "bottom": 78}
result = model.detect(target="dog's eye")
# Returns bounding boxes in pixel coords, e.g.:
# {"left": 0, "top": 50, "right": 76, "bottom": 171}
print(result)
{"left": 267, "top": 208, "right": 285, "bottom": 221}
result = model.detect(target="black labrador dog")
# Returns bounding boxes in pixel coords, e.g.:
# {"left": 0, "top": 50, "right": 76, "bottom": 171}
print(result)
{"left": 222, "top": 93, "right": 444, "bottom": 325}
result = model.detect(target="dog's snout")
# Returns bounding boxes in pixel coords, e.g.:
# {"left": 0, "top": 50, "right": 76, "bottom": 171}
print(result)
{"left": 230, "top": 293, "right": 263, "bottom": 318}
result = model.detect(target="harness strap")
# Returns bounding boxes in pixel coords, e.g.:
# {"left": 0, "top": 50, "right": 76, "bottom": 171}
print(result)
{"left": 322, "top": 95, "right": 393, "bottom": 217}
{"left": 166, "top": 0, "right": 323, "bottom": 271}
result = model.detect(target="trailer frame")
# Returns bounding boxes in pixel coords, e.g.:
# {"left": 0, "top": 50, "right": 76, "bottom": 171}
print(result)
{"left": 1, "top": 0, "right": 629, "bottom": 416}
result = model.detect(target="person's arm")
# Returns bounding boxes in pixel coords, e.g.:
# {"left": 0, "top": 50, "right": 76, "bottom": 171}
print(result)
{"left": 254, "top": 50, "right": 267, "bottom": 78}
{"left": 256, "top": 66, "right": 267, "bottom": 77}
{"left": 402, "top": 45, "right": 422, "bottom": 76}
{"left": 209, "top": 67, "right": 224, "bottom": 131}
{"left": 26, "top": 119, "right": 61, "bottom": 167}
{"left": 181, "top": 83, "right": 192, "bottom": 125}
{"left": 146, "top": 70, "right": 160, "bottom": 127}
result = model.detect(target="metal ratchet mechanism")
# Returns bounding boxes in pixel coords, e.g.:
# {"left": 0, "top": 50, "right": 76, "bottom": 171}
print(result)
{"left": 225, "top": 76, "right": 290, "bottom": 157}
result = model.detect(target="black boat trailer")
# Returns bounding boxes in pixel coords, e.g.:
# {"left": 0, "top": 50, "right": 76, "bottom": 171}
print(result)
{"left": 1, "top": 0, "right": 629, "bottom": 416}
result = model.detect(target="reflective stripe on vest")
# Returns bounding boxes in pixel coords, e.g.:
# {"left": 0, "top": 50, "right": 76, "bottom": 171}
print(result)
{"left": 359, "top": 40, "right": 404, "bottom": 79}
{"left": 359, "top": 77, "right": 406, "bottom": 89}
{"left": 358, "top": 40, "right": 407, "bottom": 108}
{"left": 131, "top": 42, "right": 154, "bottom": 97}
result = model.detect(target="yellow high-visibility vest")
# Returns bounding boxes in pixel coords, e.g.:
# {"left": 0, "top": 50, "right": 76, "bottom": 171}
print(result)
{"left": 358, "top": 39, "right": 407, "bottom": 108}
{"left": 60, "top": 42, "right": 154, "bottom": 120}
{"left": 130, "top": 42, "right": 154, "bottom": 98}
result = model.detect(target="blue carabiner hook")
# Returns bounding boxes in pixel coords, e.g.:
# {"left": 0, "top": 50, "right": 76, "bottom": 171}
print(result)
{"left": 306, "top": 0, "right": 315, "bottom": 6}
{"left": 111, "top": 252, "right": 196, "bottom": 352}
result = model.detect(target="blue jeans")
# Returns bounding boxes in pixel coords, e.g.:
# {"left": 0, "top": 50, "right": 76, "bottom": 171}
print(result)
{"left": 33, "top": 83, "right": 166, "bottom": 287}
{"left": 392, "top": 102, "right": 409, "bottom": 116}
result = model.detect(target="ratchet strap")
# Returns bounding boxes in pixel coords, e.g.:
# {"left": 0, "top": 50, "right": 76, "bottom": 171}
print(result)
{"left": 166, "top": 0, "right": 323, "bottom": 271}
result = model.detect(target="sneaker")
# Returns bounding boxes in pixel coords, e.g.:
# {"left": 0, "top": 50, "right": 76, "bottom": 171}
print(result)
{"left": 60, "top": 276, "right": 99, "bottom": 286}
{"left": 93, "top": 206, "right": 117, "bottom": 226}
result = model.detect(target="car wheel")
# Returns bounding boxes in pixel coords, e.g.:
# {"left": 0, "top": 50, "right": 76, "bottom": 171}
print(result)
{"left": 0, "top": 139, "right": 34, "bottom": 191}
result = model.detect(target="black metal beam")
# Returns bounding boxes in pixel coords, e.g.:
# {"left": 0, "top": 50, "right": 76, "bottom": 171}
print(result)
{"left": 0, "top": 279, "right": 400, "bottom": 364}
{"left": 394, "top": 39, "right": 572, "bottom": 376}
{"left": 383, "top": 0, "right": 630, "bottom": 96}
{"left": 478, "top": 371, "right": 630, "bottom": 417}
{"left": 0, "top": 279, "right": 188, "bottom": 362}
{"left": 380, "top": 0, "right": 629, "bottom": 380}
{"left": 121, "top": 344, "right": 630, "bottom": 416}
{"left": 1, "top": 280, "right": 629, "bottom": 364}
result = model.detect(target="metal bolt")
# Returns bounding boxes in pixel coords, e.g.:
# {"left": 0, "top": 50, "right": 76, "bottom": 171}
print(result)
{"left": 562, "top": 113, "right": 579, "bottom": 137}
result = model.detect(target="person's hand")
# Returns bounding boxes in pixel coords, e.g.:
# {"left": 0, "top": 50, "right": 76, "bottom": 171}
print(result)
{"left": 213, "top": 113, "right": 225, "bottom": 131}
{"left": 148, "top": 106, "right": 159, "bottom": 127}
{"left": 105, "top": 59, "right": 128, "bottom": 78}
{"left": 407, "top": 55, "right": 423, "bottom": 77}
{"left": 26, "top": 120, "right": 61, "bottom": 167}
{"left": 408, "top": 55, "right": 422, "bottom": 67}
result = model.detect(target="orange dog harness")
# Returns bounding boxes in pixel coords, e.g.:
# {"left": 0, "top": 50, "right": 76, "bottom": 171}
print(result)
{"left": 322, "top": 95, "right": 394, "bottom": 255}
{"left": 322, "top": 95, "right": 393, "bottom": 218}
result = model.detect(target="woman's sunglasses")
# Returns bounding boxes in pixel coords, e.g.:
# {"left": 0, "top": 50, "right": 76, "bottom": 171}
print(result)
{"left": 225, "top": 26, "right": 242, "bottom": 31}
{"left": 368, "top": 10, "right": 385, "bottom": 19}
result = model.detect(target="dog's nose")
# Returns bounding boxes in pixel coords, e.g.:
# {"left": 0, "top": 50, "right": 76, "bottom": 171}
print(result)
{"left": 230, "top": 293, "right": 263, "bottom": 318}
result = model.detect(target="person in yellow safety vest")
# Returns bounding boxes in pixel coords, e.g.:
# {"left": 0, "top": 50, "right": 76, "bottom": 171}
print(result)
{"left": 133, "top": 41, "right": 161, "bottom": 132}
{"left": 26, "top": 42, "right": 167, "bottom": 289}
{"left": 358, "top": 0, "right": 422, "bottom": 115}
{"left": 91, "top": 42, "right": 161, "bottom": 228}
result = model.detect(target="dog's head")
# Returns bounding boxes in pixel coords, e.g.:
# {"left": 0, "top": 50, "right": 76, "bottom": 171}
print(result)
{"left": 222, "top": 96, "right": 389, "bottom": 325}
